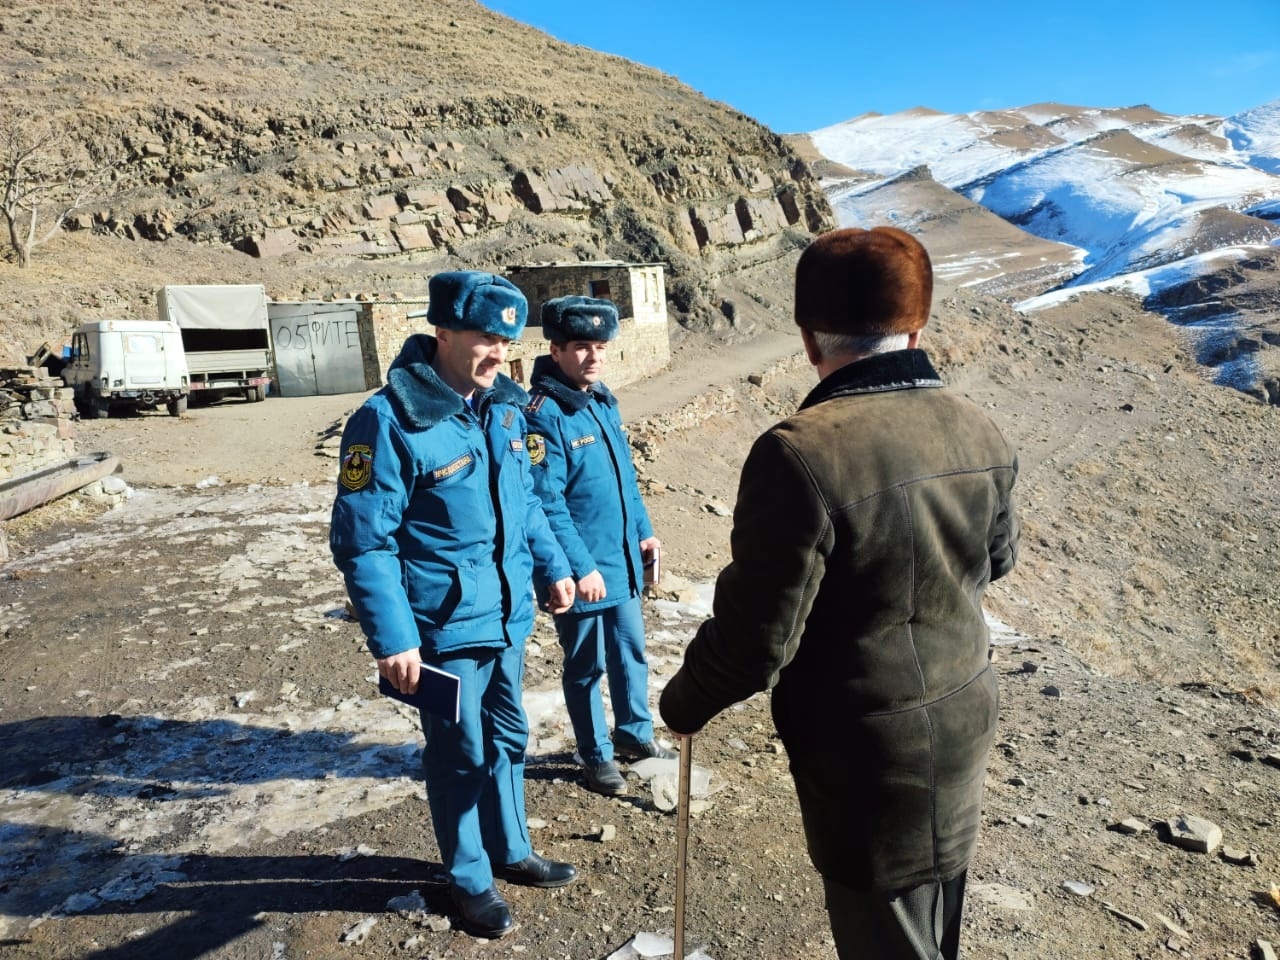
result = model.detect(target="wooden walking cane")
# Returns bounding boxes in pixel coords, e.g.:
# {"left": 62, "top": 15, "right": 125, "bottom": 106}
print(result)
{"left": 673, "top": 735, "right": 692, "bottom": 960}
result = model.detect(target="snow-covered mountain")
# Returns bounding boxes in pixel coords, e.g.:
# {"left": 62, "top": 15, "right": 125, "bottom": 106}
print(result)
{"left": 806, "top": 101, "right": 1280, "bottom": 397}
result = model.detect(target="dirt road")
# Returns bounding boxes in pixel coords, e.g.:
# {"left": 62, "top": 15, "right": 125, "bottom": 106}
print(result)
{"left": 3, "top": 294, "right": 1280, "bottom": 959}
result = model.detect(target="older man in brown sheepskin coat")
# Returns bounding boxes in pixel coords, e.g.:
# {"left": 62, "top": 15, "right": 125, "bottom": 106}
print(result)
{"left": 660, "top": 226, "right": 1020, "bottom": 960}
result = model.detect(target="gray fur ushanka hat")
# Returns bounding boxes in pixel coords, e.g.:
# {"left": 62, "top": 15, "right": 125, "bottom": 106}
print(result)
{"left": 418, "top": 271, "right": 528, "bottom": 338}
{"left": 540, "top": 295, "right": 619, "bottom": 342}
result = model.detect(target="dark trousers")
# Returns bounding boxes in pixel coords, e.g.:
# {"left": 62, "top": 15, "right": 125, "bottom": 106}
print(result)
{"left": 823, "top": 871, "right": 968, "bottom": 960}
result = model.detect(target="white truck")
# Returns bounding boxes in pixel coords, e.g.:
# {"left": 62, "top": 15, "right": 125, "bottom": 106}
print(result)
{"left": 62, "top": 319, "right": 190, "bottom": 418}
{"left": 156, "top": 284, "right": 275, "bottom": 403}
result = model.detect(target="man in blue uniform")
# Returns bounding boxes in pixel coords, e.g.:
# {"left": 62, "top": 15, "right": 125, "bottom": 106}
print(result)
{"left": 330, "top": 271, "right": 579, "bottom": 940}
{"left": 524, "top": 295, "right": 673, "bottom": 797}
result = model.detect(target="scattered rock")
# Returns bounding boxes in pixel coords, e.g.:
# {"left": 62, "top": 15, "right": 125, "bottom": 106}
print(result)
{"left": 336, "top": 844, "right": 378, "bottom": 862}
{"left": 1101, "top": 901, "right": 1148, "bottom": 931}
{"left": 1221, "top": 846, "right": 1258, "bottom": 866}
{"left": 386, "top": 889, "right": 426, "bottom": 914}
{"left": 339, "top": 916, "right": 377, "bottom": 944}
{"left": 1163, "top": 814, "right": 1223, "bottom": 854}
{"left": 1109, "top": 818, "right": 1149, "bottom": 834}
{"left": 1154, "top": 912, "right": 1190, "bottom": 939}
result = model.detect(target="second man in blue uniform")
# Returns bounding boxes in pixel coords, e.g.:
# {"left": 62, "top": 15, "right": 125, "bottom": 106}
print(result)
{"left": 524, "top": 295, "right": 674, "bottom": 796}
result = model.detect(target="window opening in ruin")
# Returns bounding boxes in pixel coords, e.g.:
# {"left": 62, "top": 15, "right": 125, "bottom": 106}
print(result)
{"left": 589, "top": 280, "right": 611, "bottom": 298}
{"left": 509, "top": 358, "right": 525, "bottom": 384}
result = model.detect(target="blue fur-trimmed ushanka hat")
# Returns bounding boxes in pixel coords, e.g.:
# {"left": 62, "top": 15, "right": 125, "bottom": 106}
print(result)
{"left": 416, "top": 271, "right": 528, "bottom": 337}
{"left": 540, "top": 295, "right": 619, "bottom": 343}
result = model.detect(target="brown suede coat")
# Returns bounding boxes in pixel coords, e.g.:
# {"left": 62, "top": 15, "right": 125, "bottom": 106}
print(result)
{"left": 660, "top": 349, "right": 1019, "bottom": 891}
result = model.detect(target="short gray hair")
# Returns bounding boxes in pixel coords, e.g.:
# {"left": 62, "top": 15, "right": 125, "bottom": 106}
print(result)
{"left": 809, "top": 330, "right": 910, "bottom": 360}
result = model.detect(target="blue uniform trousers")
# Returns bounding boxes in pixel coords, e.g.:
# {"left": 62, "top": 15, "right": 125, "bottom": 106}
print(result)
{"left": 420, "top": 641, "right": 532, "bottom": 895}
{"left": 555, "top": 596, "right": 653, "bottom": 763}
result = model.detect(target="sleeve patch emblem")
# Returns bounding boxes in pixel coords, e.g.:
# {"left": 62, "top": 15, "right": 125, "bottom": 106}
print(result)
{"left": 570, "top": 434, "right": 597, "bottom": 449}
{"left": 527, "top": 433, "right": 546, "bottom": 466}
{"left": 340, "top": 444, "right": 373, "bottom": 491}
{"left": 433, "top": 453, "right": 474, "bottom": 481}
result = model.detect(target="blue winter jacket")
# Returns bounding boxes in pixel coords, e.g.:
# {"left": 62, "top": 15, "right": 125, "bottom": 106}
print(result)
{"left": 330, "top": 335, "right": 571, "bottom": 659}
{"left": 524, "top": 355, "right": 655, "bottom": 614}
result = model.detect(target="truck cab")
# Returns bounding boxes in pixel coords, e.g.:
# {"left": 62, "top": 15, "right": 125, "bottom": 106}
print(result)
{"left": 63, "top": 319, "right": 190, "bottom": 418}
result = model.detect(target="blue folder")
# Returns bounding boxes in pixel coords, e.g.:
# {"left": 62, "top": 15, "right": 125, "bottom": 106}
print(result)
{"left": 378, "top": 663, "right": 461, "bottom": 722}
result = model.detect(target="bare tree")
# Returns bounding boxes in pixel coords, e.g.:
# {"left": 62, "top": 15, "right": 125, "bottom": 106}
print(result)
{"left": 0, "top": 106, "right": 121, "bottom": 268}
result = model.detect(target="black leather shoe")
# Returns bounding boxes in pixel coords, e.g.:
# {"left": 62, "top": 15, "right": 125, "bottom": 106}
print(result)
{"left": 584, "top": 759, "right": 627, "bottom": 796}
{"left": 498, "top": 852, "right": 578, "bottom": 888}
{"left": 451, "top": 885, "right": 516, "bottom": 939}
{"left": 614, "top": 737, "right": 677, "bottom": 761}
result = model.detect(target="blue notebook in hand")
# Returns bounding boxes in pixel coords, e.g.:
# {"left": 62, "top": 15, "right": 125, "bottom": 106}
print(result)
{"left": 378, "top": 663, "right": 461, "bottom": 723}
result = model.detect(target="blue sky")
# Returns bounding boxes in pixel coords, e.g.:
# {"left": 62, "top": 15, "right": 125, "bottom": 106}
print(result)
{"left": 482, "top": 1, "right": 1280, "bottom": 133}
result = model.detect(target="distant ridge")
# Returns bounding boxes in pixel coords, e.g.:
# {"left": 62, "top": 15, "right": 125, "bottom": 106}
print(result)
{"left": 810, "top": 100, "right": 1280, "bottom": 398}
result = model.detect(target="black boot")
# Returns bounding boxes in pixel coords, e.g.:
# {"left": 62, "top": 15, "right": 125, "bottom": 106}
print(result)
{"left": 584, "top": 759, "right": 627, "bottom": 795}
{"left": 497, "top": 852, "right": 578, "bottom": 888}
{"left": 451, "top": 884, "right": 516, "bottom": 939}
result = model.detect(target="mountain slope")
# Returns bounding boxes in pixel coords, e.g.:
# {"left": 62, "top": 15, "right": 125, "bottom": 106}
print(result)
{"left": 808, "top": 101, "right": 1280, "bottom": 399}
{"left": 0, "top": 0, "right": 833, "bottom": 362}
{"left": 824, "top": 166, "right": 1082, "bottom": 299}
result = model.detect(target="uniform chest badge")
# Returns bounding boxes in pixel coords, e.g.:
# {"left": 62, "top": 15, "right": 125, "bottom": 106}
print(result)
{"left": 434, "top": 453, "right": 474, "bottom": 481}
{"left": 340, "top": 444, "right": 373, "bottom": 491}
{"left": 570, "top": 434, "right": 597, "bottom": 449}
{"left": 527, "top": 433, "right": 546, "bottom": 466}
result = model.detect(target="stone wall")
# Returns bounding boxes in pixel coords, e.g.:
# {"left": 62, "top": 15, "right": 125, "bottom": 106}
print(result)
{"left": 0, "top": 368, "right": 79, "bottom": 483}
{"left": 362, "top": 300, "right": 427, "bottom": 389}
{"left": 505, "top": 262, "right": 671, "bottom": 389}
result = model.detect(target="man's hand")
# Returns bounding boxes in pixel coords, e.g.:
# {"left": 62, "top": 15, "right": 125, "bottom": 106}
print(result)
{"left": 639, "top": 536, "right": 661, "bottom": 559}
{"left": 545, "top": 577, "right": 575, "bottom": 614}
{"left": 577, "top": 569, "right": 606, "bottom": 603}
{"left": 378, "top": 650, "right": 421, "bottom": 695}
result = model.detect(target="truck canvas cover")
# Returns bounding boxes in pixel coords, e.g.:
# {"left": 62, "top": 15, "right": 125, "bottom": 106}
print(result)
{"left": 158, "top": 285, "right": 269, "bottom": 330}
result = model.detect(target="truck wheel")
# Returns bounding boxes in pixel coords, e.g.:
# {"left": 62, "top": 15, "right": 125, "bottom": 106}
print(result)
{"left": 245, "top": 385, "right": 265, "bottom": 403}
{"left": 167, "top": 396, "right": 188, "bottom": 417}
{"left": 91, "top": 397, "right": 110, "bottom": 419}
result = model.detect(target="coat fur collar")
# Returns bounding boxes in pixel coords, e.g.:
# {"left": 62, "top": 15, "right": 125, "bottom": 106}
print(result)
{"left": 387, "top": 333, "right": 528, "bottom": 429}
{"left": 800, "top": 349, "right": 943, "bottom": 411}
{"left": 530, "top": 353, "right": 617, "bottom": 412}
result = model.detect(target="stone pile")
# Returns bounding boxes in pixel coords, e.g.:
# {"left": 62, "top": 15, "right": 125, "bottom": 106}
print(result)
{"left": 0, "top": 367, "right": 78, "bottom": 483}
